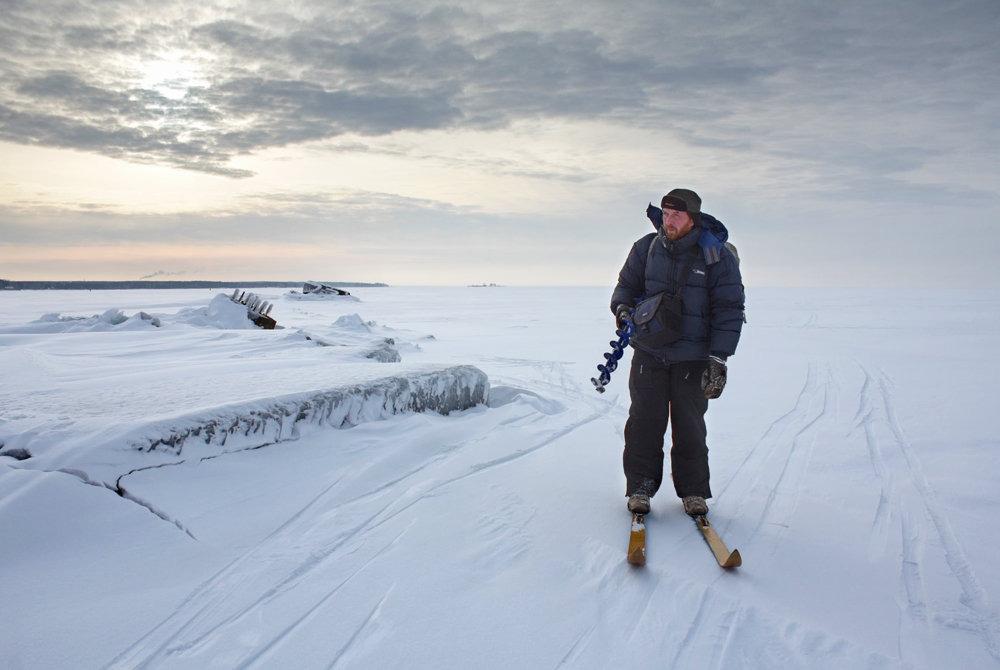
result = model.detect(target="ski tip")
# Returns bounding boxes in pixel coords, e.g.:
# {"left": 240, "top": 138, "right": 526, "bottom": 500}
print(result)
{"left": 627, "top": 546, "right": 646, "bottom": 566}
{"left": 627, "top": 513, "right": 646, "bottom": 566}
{"left": 723, "top": 549, "right": 742, "bottom": 568}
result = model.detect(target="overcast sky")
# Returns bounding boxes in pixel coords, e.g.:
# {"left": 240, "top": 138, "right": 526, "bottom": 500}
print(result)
{"left": 1, "top": 0, "right": 997, "bottom": 286}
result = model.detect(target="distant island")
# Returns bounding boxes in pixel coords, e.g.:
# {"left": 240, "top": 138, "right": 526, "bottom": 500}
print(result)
{"left": 0, "top": 280, "right": 388, "bottom": 291}
{"left": 468, "top": 283, "right": 503, "bottom": 287}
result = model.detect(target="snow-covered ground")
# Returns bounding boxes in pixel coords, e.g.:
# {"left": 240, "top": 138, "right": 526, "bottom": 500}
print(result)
{"left": 1, "top": 286, "right": 998, "bottom": 670}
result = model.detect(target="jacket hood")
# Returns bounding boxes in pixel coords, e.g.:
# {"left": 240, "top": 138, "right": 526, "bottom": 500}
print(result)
{"left": 646, "top": 203, "right": 729, "bottom": 265}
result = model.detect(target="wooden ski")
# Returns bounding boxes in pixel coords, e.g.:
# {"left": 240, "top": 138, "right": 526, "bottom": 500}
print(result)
{"left": 627, "top": 513, "right": 646, "bottom": 565}
{"left": 694, "top": 515, "right": 741, "bottom": 568}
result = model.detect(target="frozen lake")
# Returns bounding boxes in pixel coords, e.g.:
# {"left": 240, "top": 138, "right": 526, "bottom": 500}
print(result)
{"left": 1, "top": 286, "right": 999, "bottom": 669}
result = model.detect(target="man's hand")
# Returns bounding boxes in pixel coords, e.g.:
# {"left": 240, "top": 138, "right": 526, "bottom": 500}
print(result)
{"left": 702, "top": 355, "right": 727, "bottom": 398}
{"left": 615, "top": 304, "right": 632, "bottom": 330}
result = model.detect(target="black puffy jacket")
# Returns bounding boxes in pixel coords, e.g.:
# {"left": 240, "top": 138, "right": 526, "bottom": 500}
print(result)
{"left": 611, "top": 221, "right": 744, "bottom": 364}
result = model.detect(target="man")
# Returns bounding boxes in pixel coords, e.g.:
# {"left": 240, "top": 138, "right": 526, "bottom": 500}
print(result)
{"left": 611, "top": 188, "right": 744, "bottom": 517}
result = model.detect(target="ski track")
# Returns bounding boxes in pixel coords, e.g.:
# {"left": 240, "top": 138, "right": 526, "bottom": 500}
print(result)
{"left": 851, "top": 363, "right": 999, "bottom": 667}
{"left": 668, "top": 594, "right": 907, "bottom": 670}
{"left": 713, "top": 360, "right": 1000, "bottom": 667}
{"left": 711, "top": 605, "right": 743, "bottom": 670}
{"left": 115, "top": 495, "right": 405, "bottom": 669}
{"left": 749, "top": 370, "right": 831, "bottom": 544}
{"left": 552, "top": 622, "right": 598, "bottom": 670}
{"left": 232, "top": 550, "right": 401, "bottom": 670}
{"left": 354, "top": 402, "right": 613, "bottom": 545}
{"left": 878, "top": 373, "right": 990, "bottom": 612}
{"left": 323, "top": 590, "right": 391, "bottom": 670}
{"left": 104, "top": 476, "right": 412, "bottom": 669}
{"left": 856, "top": 368, "right": 896, "bottom": 563}
{"left": 900, "top": 506, "right": 929, "bottom": 627}
{"left": 868, "top": 368, "right": 1000, "bottom": 666}
{"left": 102, "top": 398, "right": 608, "bottom": 670}
{"left": 718, "top": 362, "right": 835, "bottom": 550}
{"left": 571, "top": 538, "right": 659, "bottom": 667}
{"left": 479, "top": 356, "right": 580, "bottom": 395}
{"left": 669, "top": 587, "right": 713, "bottom": 668}
{"left": 100, "top": 471, "right": 356, "bottom": 670}
{"left": 716, "top": 363, "right": 820, "bottom": 518}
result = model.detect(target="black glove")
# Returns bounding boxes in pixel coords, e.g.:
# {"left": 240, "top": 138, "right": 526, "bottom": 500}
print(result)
{"left": 702, "top": 355, "right": 727, "bottom": 398}
{"left": 615, "top": 304, "right": 632, "bottom": 330}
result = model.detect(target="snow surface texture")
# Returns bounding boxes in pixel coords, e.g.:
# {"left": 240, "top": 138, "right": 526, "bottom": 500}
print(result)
{"left": 285, "top": 290, "right": 361, "bottom": 302}
{"left": 2, "top": 287, "right": 999, "bottom": 670}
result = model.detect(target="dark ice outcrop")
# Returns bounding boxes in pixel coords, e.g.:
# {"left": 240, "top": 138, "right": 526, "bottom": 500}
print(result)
{"left": 303, "top": 281, "right": 351, "bottom": 296}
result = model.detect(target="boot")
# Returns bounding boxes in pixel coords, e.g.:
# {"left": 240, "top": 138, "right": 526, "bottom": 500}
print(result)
{"left": 627, "top": 493, "right": 650, "bottom": 514}
{"left": 682, "top": 496, "right": 708, "bottom": 517}
{"left": 626, "top": 477, "right": 656, "bottom": 514}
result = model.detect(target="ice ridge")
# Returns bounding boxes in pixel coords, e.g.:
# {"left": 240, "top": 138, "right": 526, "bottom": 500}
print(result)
{"left": 131, "top": 365, "right": 490, "bottom": 455}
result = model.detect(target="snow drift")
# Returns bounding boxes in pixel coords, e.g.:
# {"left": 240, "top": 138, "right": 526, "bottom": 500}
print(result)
{"left": 0, "top": 308, "right": 162, "bottom": 333}
{"left": 171, "top": 293, "right": 263, "bottom": 330}
{"left": 0, "top": 294, "right": 264, "bottom": 333}
{"left": 299, "top": 313, "right": 417, "bottom": 362}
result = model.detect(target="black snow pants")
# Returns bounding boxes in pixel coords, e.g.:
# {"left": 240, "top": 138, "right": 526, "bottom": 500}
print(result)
{"left": 623, "top": 348, "right": 711, "bottom": 500}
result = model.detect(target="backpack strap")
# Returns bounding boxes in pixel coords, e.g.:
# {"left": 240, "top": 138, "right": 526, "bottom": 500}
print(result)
{"left": 645, "top": 232, "right": 659, "bottom": 270}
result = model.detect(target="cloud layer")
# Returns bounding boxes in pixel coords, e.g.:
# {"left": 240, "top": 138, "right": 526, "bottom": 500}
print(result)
{"left": 3, "top": 0, "right": 994, "bottom": 189}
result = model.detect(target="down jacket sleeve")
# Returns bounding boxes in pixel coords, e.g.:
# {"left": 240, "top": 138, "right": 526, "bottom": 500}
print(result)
{"left": 610, "top": 232, "right": 656, "bottom": 316}
{"left": 707, "top": 249, "right": 744, "bottom": 358}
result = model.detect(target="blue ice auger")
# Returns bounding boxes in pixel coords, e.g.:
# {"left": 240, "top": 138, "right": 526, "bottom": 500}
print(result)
{"left": 591, "top": 317, "right": 634, "bottom": 393}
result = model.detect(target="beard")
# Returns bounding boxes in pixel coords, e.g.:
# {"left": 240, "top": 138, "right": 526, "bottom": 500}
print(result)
{"left": 665, "top": 222, "right": 693, "bottom": 242}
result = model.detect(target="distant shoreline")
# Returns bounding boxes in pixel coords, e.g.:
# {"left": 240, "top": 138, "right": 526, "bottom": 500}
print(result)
{"left": 0, "top": 280, "right": 388, "bottom": 291}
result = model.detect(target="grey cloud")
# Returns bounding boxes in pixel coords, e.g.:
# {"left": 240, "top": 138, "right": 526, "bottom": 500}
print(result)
{"left": 187, "top": 19, "right": 672, "bottom": 121}
{"left": 0, "top": 1, "right": 782, "bottom": 177}
{"left": 0, "top": 101, "right": 253, "bottom": 178}
{"left": 205, "top": 77, "right": 462, "bottom": 136}
{"left": 62, "top": 24, "right": 147, "bottom": 52}
{"left": 0, "top": 0, "right": 997, "bottom": 200}
{"left": 17, "top": 72, "right": 160, "bottom": 118}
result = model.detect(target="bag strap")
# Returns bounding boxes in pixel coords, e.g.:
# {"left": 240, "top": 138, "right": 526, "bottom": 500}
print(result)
{"left": 673, "top": 246, "right": 700, "bottom": 297}
{"left": 643, "top": 233, "right": 701, "bottom": 298}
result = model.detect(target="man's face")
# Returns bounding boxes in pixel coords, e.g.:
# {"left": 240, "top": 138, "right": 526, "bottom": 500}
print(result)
{"left": 662, "top": 208, "right": 694, "bottom": 242}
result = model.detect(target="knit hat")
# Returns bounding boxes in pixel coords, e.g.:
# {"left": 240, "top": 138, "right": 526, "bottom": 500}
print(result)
{"left": 660, "top": 188, "right": 702, "bottom": 225}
